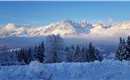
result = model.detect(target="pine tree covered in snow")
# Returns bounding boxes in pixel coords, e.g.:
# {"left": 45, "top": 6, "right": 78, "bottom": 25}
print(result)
{"left": 16, "top": 49, "right": 25, "bottom": 64}
{"left": 94, "top": 48, "right": 103, "bottom": 61}
{"left": 74, "top": 45, "right": 81, "bottom": 62}
{"left": 87, "top": 42, "right": 103, "bottom": 62}
{"left": 79, "top": 46, "right": 87, "bottom": 62}
{"left": 88, "top": 42, "right": 96, "bottom": 61}
{"left": 45, "top": 34, "right": 65, "bottom": 63}
{"left": 0, "top": 49, "right": 18, "bottom": 66}
{"left": 116, "top": 36, "right": 130, "bottom": 61}
{"left": 125, "top": 36, "right": 130, "bottom": 60}
{"left": 66, "top": 43, "right": 103, "bottom": 62}
{"left": 27, "top": 48, "right": 32, "bottom": 64}
{"left": 16, "top": 41, "right": 45, "bottom": 64}
{"left": 37, "top": 41, "right": 45, "bottom": 63}
{"left": 31, "top": 46, "right": 38, "bottom": 61}
{"left": 66, "top": 46, "right": 75, "bottom": 62}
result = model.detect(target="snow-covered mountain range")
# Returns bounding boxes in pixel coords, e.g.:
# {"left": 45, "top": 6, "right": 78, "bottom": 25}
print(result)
{"left": 1, "top": 20, "right": 130, "bottom": 38}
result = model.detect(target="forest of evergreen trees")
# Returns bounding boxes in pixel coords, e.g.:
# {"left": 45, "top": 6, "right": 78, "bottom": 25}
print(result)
{"left": 16, "top": 34, "right": 103, "bottom": 65}
{"left": 1, "top": 34, "right": 130, "bottom": 65}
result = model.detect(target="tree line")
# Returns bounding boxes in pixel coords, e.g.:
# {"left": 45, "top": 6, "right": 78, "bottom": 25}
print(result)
{"left": 1, "top": 34, "right": 130, "bottom": 65}
{"left": 16, "top": 41, "right": 45, "bottom": 64}
{"left": 16, "top": 34, "right": 103, "bottom": 64}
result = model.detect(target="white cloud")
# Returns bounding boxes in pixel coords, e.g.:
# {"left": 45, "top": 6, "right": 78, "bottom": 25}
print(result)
{"left": 84, "top": 21, "right": 130, "bottom": 41}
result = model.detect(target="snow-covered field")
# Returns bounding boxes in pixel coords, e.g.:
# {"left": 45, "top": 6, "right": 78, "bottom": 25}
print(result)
{"left": 0, "top": 60, "right": 130, "bottom": 80}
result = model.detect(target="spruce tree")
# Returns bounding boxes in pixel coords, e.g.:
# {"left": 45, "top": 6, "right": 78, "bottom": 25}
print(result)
{"left": 52, "top": 48, "right": 57, "bottom": 63}
{"left": 23, "top": 49, "right": 28, "bottom": 64}
{"left": 27, "top": 48, "right": 32, "bottom": 64}
{"left": 88, "top": 42, "right": 95, "bottom": 61}
{"left": 33, "top": 45, "right": 38, "bottom": 60}
{"left": 125, "top": 36, "right": 130, "bottom": 60}
{"left": 37, "top": 41, "right": 45, "bottom": 63}
{"left": 88, "top": 42, "right": 102, "bottom": 62}
{"left": 116, "top": 37, "right": 127, "bottom": 61}
{"left": 80, "top": 46, "right": 86, "bottom": 62}
{"left": 71, "top": 45, "right": 74, "bottom": 50}
{"left": 66, "top": 46, "right": 75, "bottom": 62}
{"left": 85, "top": 46, "right": 90, "bottom": 62}
{"left": 74, "top": 45, "right": 80, "bottom": 62}
{"left": 127, "top": 36, "right": 130, "bottom": 45}
{"left": 17, "top": 48, "right": 25, "bottom": 64}
{"left": 95, "top": 49, "right": 103, "bottom": 61}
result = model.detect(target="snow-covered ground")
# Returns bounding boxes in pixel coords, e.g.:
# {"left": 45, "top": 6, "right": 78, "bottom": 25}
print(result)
{"left": 0, "top": 60, "right": 130, "bottom": 80}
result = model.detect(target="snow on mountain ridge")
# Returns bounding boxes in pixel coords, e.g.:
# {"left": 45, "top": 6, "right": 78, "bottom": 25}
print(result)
{"left": 1, "top": 20, "right": 130, "bottom": 38}
{"left": 80, "top": 20, "right": 91, "bottom": 27}
{"left": 112, "top": 21, "right": 130, "bottom": 29}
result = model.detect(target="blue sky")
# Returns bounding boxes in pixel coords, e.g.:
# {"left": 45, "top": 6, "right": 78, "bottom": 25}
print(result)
{"left": 0, "top": 1, "right": 130, "bottom": 27}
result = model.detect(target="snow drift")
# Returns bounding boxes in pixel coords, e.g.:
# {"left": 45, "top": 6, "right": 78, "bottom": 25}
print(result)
{"left": 1, "top": 60, "right": 130, "bottom": 80}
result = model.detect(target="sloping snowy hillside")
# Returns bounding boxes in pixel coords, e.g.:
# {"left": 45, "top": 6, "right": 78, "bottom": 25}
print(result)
{"left": 1, "top": 60, "right": 130, "bottom": 80}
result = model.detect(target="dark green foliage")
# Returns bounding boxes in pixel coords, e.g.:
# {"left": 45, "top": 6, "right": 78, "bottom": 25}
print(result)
{"left": 66, "top": 42, "right": 103, "bottom": 62}
{"left": 116, "top": 36, "right": 130, "bottom": 61}
{"left": 37, "top": 41, "right": 45, "bottom": 63}
{"left": 88, "top": 42, "right": 103, "bottom": 62}
{"left": 16, "top": 41, "right": 45, "bottom": 64}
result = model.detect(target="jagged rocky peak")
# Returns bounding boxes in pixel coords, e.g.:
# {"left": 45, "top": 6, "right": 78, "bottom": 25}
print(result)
{"left": 57, "top": 19, "right": 81, "bottom": 29}
{"left": 59, "top": 19, "right": 78, "bottom": 26}
{"left": 80, "top": 20, "right": 92, "bottom": 27}
{"left": 60, "top": 19, "right": 75, "bottom": 23}
{"left": 93, "top": 22, "right": 107, "bottom": 28}
{"left": 81, "top": 20, "right": 88, "bottom": 24}
{"left": 59, "top": 19, "right": 92, "bottom": 28}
